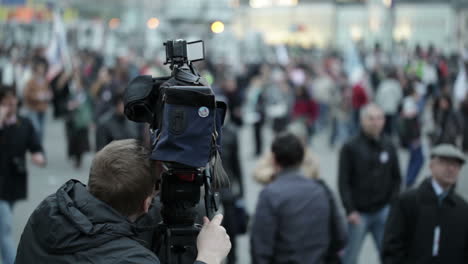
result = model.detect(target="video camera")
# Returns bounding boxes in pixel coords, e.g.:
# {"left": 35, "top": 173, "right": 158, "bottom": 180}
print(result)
{"left": 123, "top": 40, "right": 228, "bottom": 264}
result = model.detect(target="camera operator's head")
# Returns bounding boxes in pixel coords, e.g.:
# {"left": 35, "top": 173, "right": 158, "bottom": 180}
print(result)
{"left": 271, "top": 132, "right": 305, "bottom": 172}
{"left": 88, "top": 139, "right": 156, "bottom": 221}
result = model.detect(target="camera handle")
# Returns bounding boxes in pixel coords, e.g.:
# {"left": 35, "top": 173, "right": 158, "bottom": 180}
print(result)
{"left": 173, "top": 65, "right": 208, "bottom": 86}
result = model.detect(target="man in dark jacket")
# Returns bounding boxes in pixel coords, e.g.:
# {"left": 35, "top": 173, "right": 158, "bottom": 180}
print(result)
{"left": 338, "top": 103, "right": 401, "bottom": 264}
{"left": 383, "top": 144, "right": 468, "bottom": 264}
{"left": 0, "top": 86, "right": 45, "bottom": 264}
{"left": 95, "top": 94, "right": 141, "bottom": 151}
{"left": 251, "top": 132, "right": 333, "bottom": 264}
{"left": 15, "top": 139, "right": 231, "bottom": 264}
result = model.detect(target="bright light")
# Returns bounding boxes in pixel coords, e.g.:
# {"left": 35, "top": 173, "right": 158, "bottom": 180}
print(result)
{"left": 211, "top": 21, "right": 225, "bottom": 34}
{"left": 108, "top": 18, "right": 120, "bottom": 29}
{"left": 147, "top": 18, "right": 160, "bottom": 30}
{"left": 350, "top": 26, "right": 362, "bottom": 41}
{"left": 277, "top": 0, "right": 298, "bottom": 6}
{"left": 383, "top": 0, "right": 392, "bottom": 8}
{"left": 249, "top": 0, "right": 297, "bottom": 8}
{"left": 393, "top": 24, "right": 412, "bottom": 41}
{"left": 250, "top": 0, "right": 272, "bottom": 8}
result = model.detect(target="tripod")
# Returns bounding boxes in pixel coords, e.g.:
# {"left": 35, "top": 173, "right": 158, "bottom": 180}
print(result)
{"left": 152, "top": 166, "right": 219, "bottom": 264}
{"left": 153, "top": 223, "right": 201, "bottom": 264}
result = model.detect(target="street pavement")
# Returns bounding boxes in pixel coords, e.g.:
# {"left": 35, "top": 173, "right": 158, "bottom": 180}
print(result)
{"left": 9, "top": 114, "right": 468, "bottom": 264}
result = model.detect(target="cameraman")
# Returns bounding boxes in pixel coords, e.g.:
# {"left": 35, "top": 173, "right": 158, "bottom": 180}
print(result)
{"left": 15, "top": 139, "right": 231, "bottom": 264}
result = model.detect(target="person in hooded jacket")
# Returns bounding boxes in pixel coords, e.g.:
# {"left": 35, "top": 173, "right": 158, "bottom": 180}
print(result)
{"left": 15, "top": 139, "right": 231, "bottom": 264}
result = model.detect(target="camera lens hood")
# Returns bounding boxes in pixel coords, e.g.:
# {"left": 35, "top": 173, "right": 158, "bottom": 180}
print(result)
{"left": 124, "top": 75, "right": 157, "bottom": 123}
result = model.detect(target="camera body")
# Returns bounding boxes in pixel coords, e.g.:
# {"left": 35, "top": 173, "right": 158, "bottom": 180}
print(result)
{"left": 124, "top": 40, "right": 228, "bottom": 263}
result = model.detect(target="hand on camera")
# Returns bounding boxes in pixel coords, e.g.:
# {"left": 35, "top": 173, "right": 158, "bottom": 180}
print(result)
{"left": 196, "top": 214, "right": 231, "bottom": 264}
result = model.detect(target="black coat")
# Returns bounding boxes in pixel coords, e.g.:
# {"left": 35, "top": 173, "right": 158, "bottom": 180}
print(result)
{"left": 338, "top": 132, "right": 401, "bottom": 215}
{"left": 220, "top": 122, "right": 243, "bottom": 196}
{"left": 461, "top": 100, "right": 468, "bottom": 152}
{"left": 0, "top": 116, "right": 42, "bottom": 202}
{"left": 382, "top": 178, "right": 468, "bottom": 264}
{"left": 95, "top": 110, "right": 140, "bottom": 151}
{"left": 431, "top": 110, "right": 462, "bottom": 146}
{"left": 16, "top": 180, "right": 161, "bottom": 264}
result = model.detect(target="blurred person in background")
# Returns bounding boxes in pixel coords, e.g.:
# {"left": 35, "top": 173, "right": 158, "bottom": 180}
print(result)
{"left": 219, "top": 113, "right": 247, "bottom": 264}
{"left": 375, "top": 68, "right": 403, "bottom": 138}
{"left": 461, "top": 94, "right": 468, "bottom": 153}
{"left": 65, "top": 71, "right": 92, "bottom": 169}
{"left": 329, "top": 74, "right": 353, "bottom": 148}
{"left": 23, "top": 58, "right": 52, "bottom": 143}
{"left": 430, "top": 95, "right": 462, "bottom": 147}
{"left": 0, "top": 86, "right": 46, "bottom": 264}
{"left": 453, "top": 58, "right": 468, "bottom": 108}
{"left": 50, "top": 70, "right": 72, "bottom": 120}
{"left": 338, "top": 103, "right": 401, "bottom": 264}
{"left": 313, "top": 67, "right": 335, "bottom": 132}
{"left": 95, "top": 93, "right": 140, "bottom": 151}
{"left": 366, "top": 43, "right": 388, "bottom": 93}
{"left": 399, "top": 85, "right": 424, "bottom": 187}
{"left": 245, "top": 74, "right": 267, "bottom": 156}
{"left": 421, "top": 47, "right": 439, "bottom": 100}
{"left": 350, "top": 69, "right": 370, "bottom": 135}
{"left": 220, "top": 77, "right": 245, "bottom": 128}
{"left": 268, "top": 69, "right": 294, "bottom": 134}
{"left": 90, "top": 66, "right": 119, "bottom": 120}
{"left": 292, "top": 85, "right": 319, "bottom": 141}
{"left": 251, "top": 132, "right": 345, "bottom": 264}
{"left": 383, "top": 144, "right": 468, "bottom": 264}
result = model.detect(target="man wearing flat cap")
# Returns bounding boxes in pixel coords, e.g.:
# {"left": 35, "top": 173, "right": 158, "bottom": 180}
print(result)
{"left": 382, "top": 144, "right": 468, "bottom": 264}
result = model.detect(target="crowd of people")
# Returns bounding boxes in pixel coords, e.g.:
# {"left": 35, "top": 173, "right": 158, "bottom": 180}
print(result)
{"left": 1, "top": 39, "right": 468, "bottom": 264}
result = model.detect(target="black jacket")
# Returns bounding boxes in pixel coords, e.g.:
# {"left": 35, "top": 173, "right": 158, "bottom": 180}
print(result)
{"left": 338, "top": 132, "right": 401, "bottom": 214}
{"left": 15, "top": 180, "right": 207, "bottom": 264}
{"left": 0, "top": 116, "right": 42, "bottom": 202}
{"left": 95, "top": 110, "right": 140, "bottom": 151}
{"left": 382, "top": 178, "right": 468, "bottom": 264}
{"left": 15, "top": 180, "right": 160, "bottom": 264}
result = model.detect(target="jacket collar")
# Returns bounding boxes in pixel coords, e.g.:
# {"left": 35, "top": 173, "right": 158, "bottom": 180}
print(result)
{"left": 359, "top": 131, "right": 384, "bottom": 146}
{"left": 276, "top": 167, "right": 302, "bottom": 179}
{"left": 419, "top": 178, "right": 457, "bottom": 206}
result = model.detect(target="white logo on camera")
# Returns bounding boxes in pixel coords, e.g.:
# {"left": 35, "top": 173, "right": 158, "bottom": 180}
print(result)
{"left": 198, "top": 107, "right": 209, "bottom": 118}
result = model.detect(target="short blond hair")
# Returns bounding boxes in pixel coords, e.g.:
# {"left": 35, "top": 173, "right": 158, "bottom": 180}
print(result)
{"left": 88, "top": 139, "right": 155, "bottom": 216}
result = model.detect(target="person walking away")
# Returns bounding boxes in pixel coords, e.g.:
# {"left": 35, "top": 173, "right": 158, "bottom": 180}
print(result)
{"left": 95, "top": 93, "right": 140, "bottom": 151}
{"left": 430, "top": 95, "right": 462, "bottom": 147}
{"left": 65, "top": 71, "right": 92, "bottom": 169}
{"left": 23, "top": 59, "right": 52, "bottom": 142}
{"left": 375, "top": 69, "right": 403, "bottom": 138}
{"left": 399, "top": 85, "right": 424, "bottom": 187}
{"left": 251, "top": 132, "right": 345, "bottom": 264}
